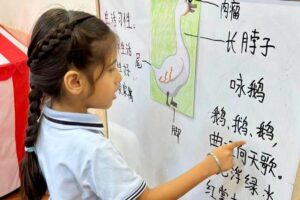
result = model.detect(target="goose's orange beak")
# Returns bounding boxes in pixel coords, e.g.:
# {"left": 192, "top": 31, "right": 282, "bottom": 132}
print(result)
{"left": 183, "top": 3, "right": 197, "bottom": 16}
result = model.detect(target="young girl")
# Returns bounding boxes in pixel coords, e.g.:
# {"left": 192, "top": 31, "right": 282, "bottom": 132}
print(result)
{"left": 21, "top": 8, "right": 245, "bottom": 200}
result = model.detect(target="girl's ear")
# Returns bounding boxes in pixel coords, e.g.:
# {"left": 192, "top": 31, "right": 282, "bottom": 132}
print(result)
{"left": 63, "top": 70, "right": 84, "bottom": 95}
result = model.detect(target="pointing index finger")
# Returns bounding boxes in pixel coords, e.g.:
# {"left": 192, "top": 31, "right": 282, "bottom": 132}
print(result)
{"left": 228, "top": 140, "right": 246, "bottom": 149}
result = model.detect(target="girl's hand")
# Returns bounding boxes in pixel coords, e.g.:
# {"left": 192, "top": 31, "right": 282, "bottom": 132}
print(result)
{"left": 207, "top": 140, "right": 246, "bottom": 174}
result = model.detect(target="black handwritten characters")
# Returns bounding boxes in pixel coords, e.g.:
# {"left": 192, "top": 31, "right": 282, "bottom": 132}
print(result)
{"left": 104, "top": 11, "right": 135, "bottom": 29}
{"left": 227, "top": 29, "right": 275, "bottom": 57}
{"left": 220, "top": 0, "right": 240, "bottom": 20}
{"left": 196, "top": 0, "right": 240, "bottom": 21}
{"left": 210, "top": 105, "right": 278, "bottom": 156}
{"left": 230, "top": 73, "right": 265, "bottom": 103}
{"left": 208, "top": 103, "right": 282, "bottom": 200}
{"left": 193, "top": 0, "right": 275, "bottom": 57}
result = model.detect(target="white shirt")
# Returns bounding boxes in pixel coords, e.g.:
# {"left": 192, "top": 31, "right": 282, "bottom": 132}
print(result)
{"left": 36, "top": 104, "right": 146, "bottom": 200}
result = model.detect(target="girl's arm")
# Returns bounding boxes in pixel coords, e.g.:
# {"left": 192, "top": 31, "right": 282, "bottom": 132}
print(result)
{"left": 137, "top": 140, "right": 245, "bottom": 200}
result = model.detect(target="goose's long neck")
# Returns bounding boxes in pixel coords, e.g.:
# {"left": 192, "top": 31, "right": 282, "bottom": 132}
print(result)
{"left": 174, "top": 9, "right": 188, "bottom": 58}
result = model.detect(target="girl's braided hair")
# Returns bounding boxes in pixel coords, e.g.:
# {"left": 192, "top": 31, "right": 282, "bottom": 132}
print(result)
{"left": 21, "top": 8, "right": 117, "bottom": 200}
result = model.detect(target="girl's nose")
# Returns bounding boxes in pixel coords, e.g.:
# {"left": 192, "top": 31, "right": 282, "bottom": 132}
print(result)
{"left": 117, "top": 70, "right": 123, "bottom": 82}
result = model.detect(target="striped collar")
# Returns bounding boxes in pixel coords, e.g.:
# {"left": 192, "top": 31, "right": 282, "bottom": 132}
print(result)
{"left": 42, "top": 103, "right": 104, "bottom": 134}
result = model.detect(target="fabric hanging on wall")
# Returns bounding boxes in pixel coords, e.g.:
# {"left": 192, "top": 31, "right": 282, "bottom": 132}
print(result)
{"left": 0, "top": 26, "right": 29, "bottom": 196}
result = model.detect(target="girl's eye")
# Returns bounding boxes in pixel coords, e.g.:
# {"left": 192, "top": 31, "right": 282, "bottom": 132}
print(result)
{"left": 109, "top": 67, "right": 116, "bottom": 72}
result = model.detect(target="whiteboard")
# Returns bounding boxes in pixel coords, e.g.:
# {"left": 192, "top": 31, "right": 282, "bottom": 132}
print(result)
{"left": 100, "top": 0, "right": 300, "bottom": 199}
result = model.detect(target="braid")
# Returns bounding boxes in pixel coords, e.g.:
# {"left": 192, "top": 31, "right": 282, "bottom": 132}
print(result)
{"left": 25, "top": 86, "right": 43, "bottom": 147}
{"left": 28, "top": 15, "right": 93, "bottom": 68}
{"left": 21, "top": 86, "right": 47, "bottom": 200}
{"left": 28, "top": 22, "right": 72, "bottom": 68}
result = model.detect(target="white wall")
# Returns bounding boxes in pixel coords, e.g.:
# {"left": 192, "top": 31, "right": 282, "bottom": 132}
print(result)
{"left": 0, "top": 0, "right": 97, "bottom": 33}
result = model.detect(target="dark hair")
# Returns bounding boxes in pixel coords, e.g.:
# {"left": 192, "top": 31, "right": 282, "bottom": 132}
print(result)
{"left": 20, "top": 8, "right": 117, "bottom": 200}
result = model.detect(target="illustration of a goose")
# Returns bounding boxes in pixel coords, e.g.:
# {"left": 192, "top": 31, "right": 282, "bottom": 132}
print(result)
{"left": 146, "top": 0, "right": 196, "bottom": 108}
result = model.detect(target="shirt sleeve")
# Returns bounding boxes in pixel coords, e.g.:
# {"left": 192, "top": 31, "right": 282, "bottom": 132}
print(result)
{"left": 86, "top": 138, "right": 147, "bottom": 200}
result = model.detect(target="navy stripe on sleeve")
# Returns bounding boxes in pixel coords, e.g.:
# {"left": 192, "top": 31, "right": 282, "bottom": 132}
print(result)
{"left": 125, "top": 181, "right": 147, "bottom": 200}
